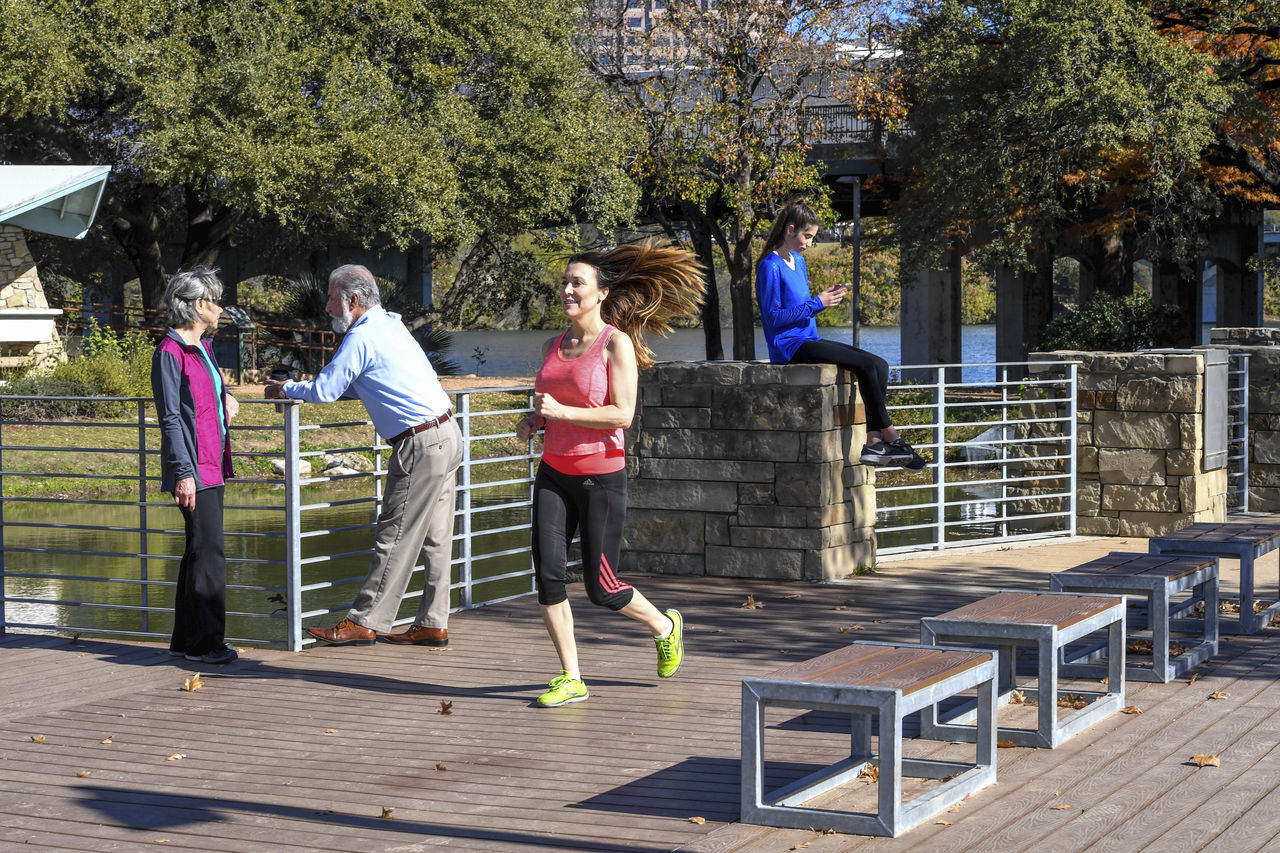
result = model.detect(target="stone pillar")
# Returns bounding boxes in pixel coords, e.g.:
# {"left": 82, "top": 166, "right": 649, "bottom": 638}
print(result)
{"left": 901, "top": 257, "right": 961, "bottom": 377}
{"left": 1030, "top": 349, "right": 1226, "bottom": 536}
{"left": 625, "top": 362, "right": 877, "bottom": 580}
{"left": 1210, "top": 328, "right": 1280, "bottom": 509}
{"left": 0, "top": 224, "right": 66, "bottom": 370}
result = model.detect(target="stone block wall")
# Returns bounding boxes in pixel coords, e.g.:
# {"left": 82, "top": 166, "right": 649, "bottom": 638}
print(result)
{"left": 1029, "top": 350, "right": 1226, "bottom": 536}
{"left": 624, "top": 361, "right": 877, "bottom": 581}
{"left": 1209, "top": 327, "right": 1280, "bottom": 509}
{"left": 0, "top": 224, "right": 66, "bottom": 370}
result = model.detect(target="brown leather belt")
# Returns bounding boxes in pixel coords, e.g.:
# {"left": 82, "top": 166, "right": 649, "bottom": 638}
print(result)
{"left": 389, "top": 411, "right": 452, "bottom": 445}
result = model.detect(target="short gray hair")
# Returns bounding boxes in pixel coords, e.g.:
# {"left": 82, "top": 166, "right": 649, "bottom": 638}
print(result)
{"left": 163, "top": 267, "right": 224, "bottom": 328}
{"left": 329, "top": 264, "right": 381, "bottom": 308}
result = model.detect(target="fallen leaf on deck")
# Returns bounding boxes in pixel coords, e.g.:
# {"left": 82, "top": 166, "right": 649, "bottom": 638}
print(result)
{"left": 325, "top": 728, "right": 337, "bottom": 734}
{"left": 100, "top": 736, "right": 114, "bottom": 744}
{"left": 436, "top": 762, "right": 448, "bottom": 772}
{"left": 1122, "top": 706, "right": 1143, "bottom": 715}
{"left": 30, "top": 735, "right": 45, "bottom": 744}
{"left": 832, "top": 605, "right": 847, "bottom": 611}
{"left": 783, "top": 594, "right": 801, "bottom": 600}
{"left": 1191, "top": 754, "right": 1220, "bottom": 767}
{"left": 838, "top": 625, "right": 864, "bottom": 633}
{"left": 858, "top": 764, "right": 879, "bottom": 783}
{"left": 740, "top": 596, "right": 764, "bottom": 610}
{"left": 936, "top": 820, "right": 953, "bottom": 826}
{"left": 790, "top": 841, "right": 814, "bottom": 851}
{"left": 380, "top": 807, "right": 394, "bottom": 819}
{"left": 165, "top": 753, "right": 186, "bottom": 761}
{"left": 1209, "top": 691, "right": 1230, "bottom": 700}
{"left": 1049, "top": 804, "right": 1070, "bottom": 810}
{"left": 76, "top": 770, "right": 90, "bottom": 777}
{"left": 282, "top": 781, "right": 292, "bottom": 785}
{"left": 689, "top": 816, "right": 706, "bottom": 824}
{"left": 947, "top": 804, "right": 961, "bottom": 813}
{"left": 1058, "top": 693, "right": 1089, "bottom": 710}
{"left": 183, "top": 674, "right": 204, "bottom": 692}
{"left": 1010, "top": 689, "right": 1026, "bottom": 705}
{"left": 437, "top": 700, "right": 453, "bottom": 715}
{"left": 69, "top": 633, "right": 81, "bottom": 644}
{"left": 1189, "top": 673, "right": 1200, "bottom": 685}
{"left": 997, "top": 740, "right": 1019, "bottom": 748}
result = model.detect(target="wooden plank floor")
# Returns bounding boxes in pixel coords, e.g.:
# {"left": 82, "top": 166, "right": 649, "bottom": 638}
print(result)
{"left": 3, "top": 535, "right": 1280, "bottom": 851}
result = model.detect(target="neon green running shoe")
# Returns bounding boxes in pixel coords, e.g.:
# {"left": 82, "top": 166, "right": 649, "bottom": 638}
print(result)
{"left": 537, "top": 671, "right": 588, "bottom": 707}
{"left": 655, "top": 609, "right": 684, "bottom": 678}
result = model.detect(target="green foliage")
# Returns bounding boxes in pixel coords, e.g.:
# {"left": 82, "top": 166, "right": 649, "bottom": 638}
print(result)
{"left": 961, "top": 261, "right": 997, "bottom": 325}
{"left": 897, "top": 0, "right": 1229, "bottom": 272}
{"left": 3, "top": 320, "right": 156, "bottom": 419}
{"left": 1038, "top": 290, "right": 1184, "bottom": 352}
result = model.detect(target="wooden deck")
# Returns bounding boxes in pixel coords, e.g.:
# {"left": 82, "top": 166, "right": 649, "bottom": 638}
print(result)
{"left": 4, "top": 534, "right": 1280, "bottom": 851}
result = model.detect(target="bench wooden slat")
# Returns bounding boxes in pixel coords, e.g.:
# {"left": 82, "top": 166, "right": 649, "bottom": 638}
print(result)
{"left": 761, "top": 642, "right": 899, "bottom": 682}
{"left": 931, "top": 591, "right": 1039, "bottom": 621}
{"left": 1062, "top": 552, "right": 1214, "bottom": 580}
{"left": 934, "top": 593, "right": 1120, "bottom": 629}
{"left": 1158, "top": 522, "right": 1280, "bottom": 547}
{"left": 761, "top": 644, "right": 989, "bottom": 696}
{"left": 857, "top": 650, "right": 992, "bottom": 695}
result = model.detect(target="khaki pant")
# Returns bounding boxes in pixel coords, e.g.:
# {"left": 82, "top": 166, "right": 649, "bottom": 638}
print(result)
{"left": 347, "top": 418, "right": 462, "bottom": 632}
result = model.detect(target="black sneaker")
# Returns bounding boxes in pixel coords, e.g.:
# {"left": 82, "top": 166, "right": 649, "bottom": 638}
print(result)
{"left": 859, "top": 440, "right": 892, "bottom": 466}
{"left": 887, "top": 438, "right": 928, "bottom": 470}
{"left": 185, "top": 644, "right": 238, "bottom": 665}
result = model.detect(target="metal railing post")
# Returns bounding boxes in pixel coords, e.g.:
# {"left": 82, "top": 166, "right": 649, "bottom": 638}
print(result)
{"left": 0, "top": 397, "right": 5, "bottom": 636}
{"left": 283, "top": 402, "right": 303, "bottom": 651}
{"left": 1066, "top": 363, "right": 1078, "bottom": 537}
{"left": 934, "top": 367, "right": 946, "bottom": 550}
{"left": 138, "top": 400, "right": 150, "bottom": 634}
{"left": 458, "top": 391, "right": 474, "bottom": 610}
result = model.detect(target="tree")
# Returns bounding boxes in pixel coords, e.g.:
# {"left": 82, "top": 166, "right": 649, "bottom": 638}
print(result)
{"left": 0, "top": 0, "right": 637, "bottom": 310}
{"left": 895, "top": 0, "right": 1228, "bottom": 348}
{"left": 583, "top": 0, "right": 904, "bottom": 359}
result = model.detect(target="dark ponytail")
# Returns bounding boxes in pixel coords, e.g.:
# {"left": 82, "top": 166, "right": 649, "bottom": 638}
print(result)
{"left": 759, "top": 196, "right": 820, "bottom": 265}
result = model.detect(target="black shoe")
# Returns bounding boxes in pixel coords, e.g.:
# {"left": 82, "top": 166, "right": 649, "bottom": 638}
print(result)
{"left": 185, "top": 644, "right": 238, "bottom": 665}
{"left": 887, "top": 438, "right": 928, "bottom": 470}
{"left": 859, "top": 440, "right": 893, "bottom": 466}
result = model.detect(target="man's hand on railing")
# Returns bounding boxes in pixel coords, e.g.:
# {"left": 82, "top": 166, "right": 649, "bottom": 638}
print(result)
{"left": 263, "top": 381, "right": 286, "bottom": 400}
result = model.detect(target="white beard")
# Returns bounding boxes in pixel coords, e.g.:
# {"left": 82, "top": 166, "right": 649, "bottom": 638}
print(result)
{"left": 330, "top": 304, "right": 354, "bottom": 333}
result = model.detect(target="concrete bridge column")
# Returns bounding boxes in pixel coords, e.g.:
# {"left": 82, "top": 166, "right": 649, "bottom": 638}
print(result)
{"left": 1206, "top": 221, "right": 1264, "bottom": 327}
{"left": 995, "top": 254, "right": 1053, "bottom": 367}
{"left": 901, "top": 252, "right": 961, "bottom": 373}
{"left": 1154, "top": 258, "right": 1201, "bottom": 346}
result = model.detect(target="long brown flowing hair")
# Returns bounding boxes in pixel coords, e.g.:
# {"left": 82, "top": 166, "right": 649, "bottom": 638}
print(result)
{"left": 758, "top": 196, "right": 820, "bottom": 265}
{"left": 568, "top": 238, "right": 705, "bottom": 371}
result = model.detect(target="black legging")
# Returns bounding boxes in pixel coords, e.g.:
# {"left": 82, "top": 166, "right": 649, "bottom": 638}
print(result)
{"left": 532, "top": 462, "right": 635, "bottom": 611}
{"left": 790, "top": 338, "right": 892, "bottom": 432}
{"left": 171, "top": 484, "right": 227, "bottom": 656}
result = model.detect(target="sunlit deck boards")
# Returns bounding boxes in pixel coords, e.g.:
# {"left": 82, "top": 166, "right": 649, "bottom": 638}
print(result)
{"left": 3, "top": 538, "right": 1280, "bottom": 852}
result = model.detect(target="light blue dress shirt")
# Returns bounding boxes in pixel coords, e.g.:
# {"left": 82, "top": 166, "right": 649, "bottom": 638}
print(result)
{"left": 282, "top": 306, "right": 451, "bottom": 439}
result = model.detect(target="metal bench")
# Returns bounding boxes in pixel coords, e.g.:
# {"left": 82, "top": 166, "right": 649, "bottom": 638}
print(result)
{"left": 920, "top": 591, "right": 1125, "bottom": 748}
{"left": 1149, "top": 521, "right": 1280, "bottom": 635}
{"left": 741, "top": 641, "right": 997, "bottom": 837}
{"left": 1050, "top": 552, "right": 1218, "bottom": 682}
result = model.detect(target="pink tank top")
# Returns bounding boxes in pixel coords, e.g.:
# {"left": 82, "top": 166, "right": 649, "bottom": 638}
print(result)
{"left": 536, "top": 325, "right": 626, "bottom": 464}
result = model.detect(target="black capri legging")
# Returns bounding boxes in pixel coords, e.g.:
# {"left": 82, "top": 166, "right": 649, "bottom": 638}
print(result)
{"left": 532, "top": 462, "right": 635, "bottom": 611}
{"left": 790, "top": 338, "right": 892, "bottom": 432}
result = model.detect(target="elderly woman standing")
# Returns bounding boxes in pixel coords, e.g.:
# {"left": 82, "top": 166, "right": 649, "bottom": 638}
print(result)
{"left": 152, "top": 267, "right": 239, "bottom": 665}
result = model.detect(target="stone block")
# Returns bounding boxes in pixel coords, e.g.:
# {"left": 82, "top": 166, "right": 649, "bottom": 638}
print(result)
{"left": 1249, "top": 487, "right": 1280, "bottom": 512}
{"left": 1178, "top": 468, "right": 1226, "bottom": 514}
{"left": 1079, "top": 371, "right": 1117, "bottom": 391}
{"left": 642, "top": 406, "right": 712, "bottom": 429}
{"left": 738, "top": 483, "right": 775, "bottom": 505}
{"left": 1079, "top": 446, "right": 1098, "bottom": 474}
{"left": 624, "top": 509, "right": 705, "bottom": 554}
{"left": 1248, "top": 464, "right": 1280, "bottom": 486}
{"left": 634, "top": 427, "right": 801, "bottom": 462}
{"left": 1179, "top": 414, "right": 1204, "bottom": 453}
{"left": 1160, "top": 354, "right": 1203, "bottom": 375}
{"left": 628, "top": 479, "right": 738, "bottom": 512}
{"left": 1254, "top": 431, "right": 1280, "bottom": 465}
{"left": 736, "top": 505, "right": 812, "bottom": 527}
{"left": 730, "top": 525, "right": 822, "bottom": 550}
{"left": 775, "top": 460, "right": 843, "bottom": 506}
{"left": 808, "top": 539, "right": 878, "bottom": 581}
{"left": 620, "top": 552, "right": 704, "bottom": 576}
{"left": 1078, "top": 515, "right": 1122, "bottom": 536}
{"left": 638, "top": 457, "right": 773, "bottom": 483}
{"left": 1116, "top": 375, "right": 1200, "bottom": 413}
{"left": 843, "top": 464, "right": 872, "bottom": 488}
{"left": 1166, "top": 449, "right": 1198, "bottom": 476}
{"left": 706, "top": 545, "right": 803, "bottom": 579}
{"left": 1100, "top": 484, "right": 1179, "bottom": 513}
{"left": 1093, "top": 411, "right": 1179, "bottom": 449}
{"left": 660, "top": 385, "right": 715, "bottom": 407}
{"left": 1097, "top": 448, "right": 1166, "bottom": 485}
{"left": 745, "top": 362, "right": 832, "bottom": 385}
{"left": 653, "top": 361, "right": 746, "bottom": 385}
{"left": 712, "top": 384, "right": 832, "bottom": 431}
{"left": 705, "top": 515, "right": 730, "bottom": 546}
{"left": 806, "top": 428, "right": 849, "bottom": 463}
{"left": 849, "top": 483, "right": 877, "bottom": 519}
{"left": 1114, "top": 511, "right": 1198, "bottom": 538}
{"left": 1080, "top": 390, "right": 1116, "bottom": 410}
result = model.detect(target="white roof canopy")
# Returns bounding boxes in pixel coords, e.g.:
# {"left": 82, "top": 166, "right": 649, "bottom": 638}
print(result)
{"left": 0, "top": 165, "right": 111, "bottom": 239}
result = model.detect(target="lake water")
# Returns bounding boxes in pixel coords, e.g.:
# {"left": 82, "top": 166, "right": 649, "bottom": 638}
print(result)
{"left": 450, "top": 325, "right": 999, "bottom": 382}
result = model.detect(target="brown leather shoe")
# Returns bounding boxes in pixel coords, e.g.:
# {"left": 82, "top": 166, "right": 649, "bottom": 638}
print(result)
{"left": 382, "top": 625, "right": 448, "bottom": 647}
{"left": 306, "top": 618, "right": 376, "bottom": 646}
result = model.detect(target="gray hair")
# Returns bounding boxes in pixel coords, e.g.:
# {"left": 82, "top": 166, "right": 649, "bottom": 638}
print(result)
{"left": 329, "top": 264, "right": 381, "bottom": 308}
{"left": 163, "top": 267, "right": 224, "bottom": 328}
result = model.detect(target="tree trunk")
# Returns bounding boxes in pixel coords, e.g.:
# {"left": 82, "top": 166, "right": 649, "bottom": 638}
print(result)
{"left": 109, "top": 187, "right": 167, "bottom": 314}
{"left": 694, "top": 225, "right": 723, "bottom": 361}
{"left": 181, "top": 191, "right": 243, "bottom": 297}
{"left": 728, "top": 239, "right": 756, "bottom": 361}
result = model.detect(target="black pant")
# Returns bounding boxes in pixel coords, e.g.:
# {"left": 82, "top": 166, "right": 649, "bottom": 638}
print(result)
{"left": 171, "top": 485, "right": 227, "bottom": 656}
{"left": 790, "top": 338, "right": 892, "bottom": 432}
{"left": 532, "top": 463, "right": 634, "bottom": 611}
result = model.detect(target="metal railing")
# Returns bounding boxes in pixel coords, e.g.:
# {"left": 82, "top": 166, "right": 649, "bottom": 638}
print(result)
{"left": 0, "top": 387, "right": 539, "bottom": 650}
{"left": 1227, "top": 353, "right": 1250, "bottom": 513}
{"left": 874, "top": 361, "right": 1079, "bottom": 555}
